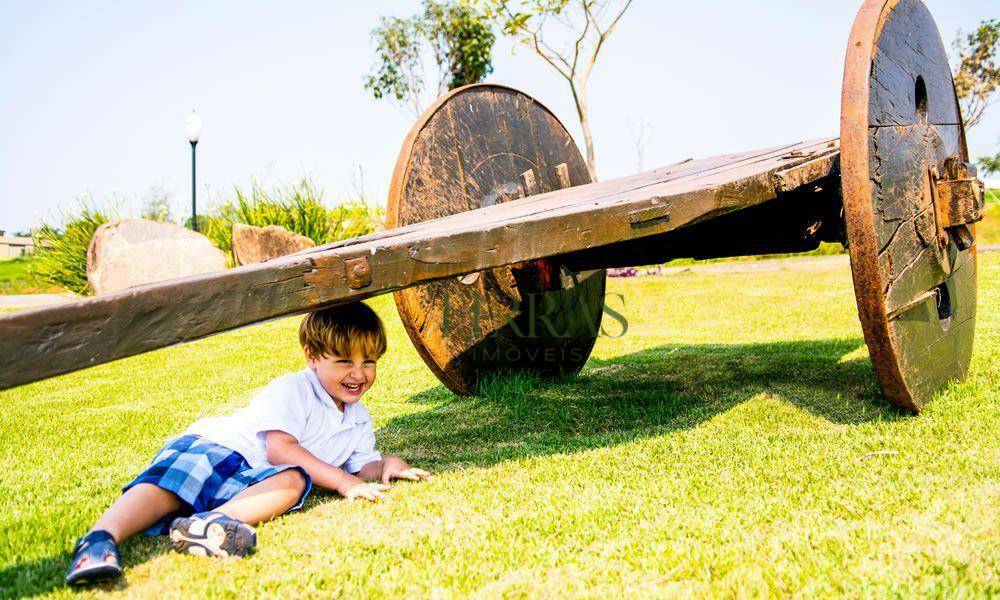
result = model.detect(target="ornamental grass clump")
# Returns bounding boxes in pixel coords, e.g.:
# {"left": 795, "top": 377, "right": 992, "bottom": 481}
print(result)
{"left": 204, "top": 177, "right": 385, "bottom": 258}
{"left": 29, "top": 205, "right": 113, "bottom": 296}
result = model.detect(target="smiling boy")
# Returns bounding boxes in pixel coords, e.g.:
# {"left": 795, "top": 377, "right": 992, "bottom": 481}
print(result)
{"left": 66, "top": 302, "right": 430, "bottom": 587}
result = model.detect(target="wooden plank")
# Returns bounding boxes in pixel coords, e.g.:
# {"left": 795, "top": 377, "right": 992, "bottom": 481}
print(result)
{"left": 0, "top": 136, "right": 840, "bottom": 390}
{"left": 302, "top": 141, "right": 819, "bottom": 256}
{"left": 773, "top": 148, "right": 840, "bottom": 192}
{"left": 305, "top": 138, "right": 837, "bottom": 261}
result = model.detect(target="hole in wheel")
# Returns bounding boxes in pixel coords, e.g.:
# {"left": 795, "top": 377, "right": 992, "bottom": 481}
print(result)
{"left": 935, "top": 282, "right": 952, "bottom": 329}
{"left": 914, "top": 75, "right": 928, "bottom": 123}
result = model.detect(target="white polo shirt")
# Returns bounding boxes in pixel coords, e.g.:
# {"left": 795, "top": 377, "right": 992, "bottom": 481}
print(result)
{"left": 185, "top": 368, "right": 382, "bottom": 473}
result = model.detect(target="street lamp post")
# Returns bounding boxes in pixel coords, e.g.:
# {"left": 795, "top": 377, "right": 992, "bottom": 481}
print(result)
{"left": 184, "top": 111, "right": 203, "bottom": 231}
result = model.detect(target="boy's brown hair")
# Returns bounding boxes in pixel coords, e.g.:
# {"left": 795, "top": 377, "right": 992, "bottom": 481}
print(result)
{"left": 299, "top": 302, "right": 387, "bottom": 360}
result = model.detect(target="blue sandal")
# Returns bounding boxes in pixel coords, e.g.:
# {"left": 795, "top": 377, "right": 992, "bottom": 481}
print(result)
{"left": 65, "top": 530, "right": 122, "bottom": 586}
{"left": 169, "top": 512, "right": 256, "bottom": 558}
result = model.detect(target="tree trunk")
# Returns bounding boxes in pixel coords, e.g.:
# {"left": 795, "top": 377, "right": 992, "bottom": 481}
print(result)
{"left": 569, "top": 80, "right": 598, "bottom": 180}
{"left": 579, "top": 107, "right": 598, "bottom": 180}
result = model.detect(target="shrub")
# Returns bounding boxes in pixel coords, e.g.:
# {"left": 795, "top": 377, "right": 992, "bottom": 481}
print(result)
{"left": 29, "top": 205, "right": 113, "bottom": 295}
{"left": 23, "top": 178, "right": 384, "bottom": 295}
{"left": 203, "top": 176, "right": 385, "bottom": 259}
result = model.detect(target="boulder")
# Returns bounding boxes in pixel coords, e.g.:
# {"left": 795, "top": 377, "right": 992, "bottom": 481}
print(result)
{"left": 86, "top": 219, "right": 228, "bottom": 295}
{"left": 231, "top": 224, "right": 315, "bottom": 266}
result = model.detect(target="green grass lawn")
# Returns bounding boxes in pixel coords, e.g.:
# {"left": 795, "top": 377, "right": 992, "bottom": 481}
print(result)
{"left": 0, "top": 258, "right": 64, "bottom": 295}
{"left": 981, "top": 188, "right": 1000, "bottom": 245}
{"left": 1, "top": 255, "right": 998, "bottom": 597}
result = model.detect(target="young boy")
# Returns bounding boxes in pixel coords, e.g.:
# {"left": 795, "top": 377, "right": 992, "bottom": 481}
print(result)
{"left": 66, "top": 302, "right": 429, "bottom": 587}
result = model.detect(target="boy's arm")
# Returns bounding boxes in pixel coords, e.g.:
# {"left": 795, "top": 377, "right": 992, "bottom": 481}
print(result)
{"left": 344, "top": 406, "right": 432, "bottom": 483}
{"left": 265, "top": 430, "right": 388, "bottom": 501}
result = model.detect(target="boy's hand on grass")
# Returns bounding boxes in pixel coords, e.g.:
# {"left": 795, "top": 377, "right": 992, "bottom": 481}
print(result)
{"left": 380, "top": 455, "right": 432, "bottom": 484}
{"left": 338, "top": 473, "right": 390, "bottom": 502}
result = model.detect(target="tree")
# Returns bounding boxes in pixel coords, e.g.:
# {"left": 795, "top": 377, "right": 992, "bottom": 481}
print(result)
{"left": 628, "top": 119, "right": 650, "bottom": 171}
{"left": 365, "top": 0, "right": 495, "bottom": 117}
{"left": 953, "top": 18, "right": 999, "bottom": 129}
{"left": 141, "top": 180, "right": 174, "bottom": 223}
{"left": 979, "top": 149, "right": 1000, "bottom": 175}
{"left": 425, "top": 1, "right": 496, "bottom": 91}
{"left": 487, "top": 0, "right": 633, "bottom": 179}
{"left": 364, "top": 16, "right": 424, "bottom": 117}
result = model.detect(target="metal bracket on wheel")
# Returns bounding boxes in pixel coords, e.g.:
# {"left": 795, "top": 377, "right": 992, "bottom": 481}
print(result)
{"left": 932, "top": 157, "right": 985, "bottom": 251}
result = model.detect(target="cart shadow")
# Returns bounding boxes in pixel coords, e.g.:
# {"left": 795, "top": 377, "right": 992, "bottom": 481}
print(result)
{"left": 377, "top": 337, "right": 906, "bottom": 470}
{"left": 3, "top": 338, "right": 900, "bottom": 597}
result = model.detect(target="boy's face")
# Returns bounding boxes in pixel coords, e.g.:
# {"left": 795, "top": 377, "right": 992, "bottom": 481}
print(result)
{"left": 306, "top": 349, "right": 377, "bottom": 411}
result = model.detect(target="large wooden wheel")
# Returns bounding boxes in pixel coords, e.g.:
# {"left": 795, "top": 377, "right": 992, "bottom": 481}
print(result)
{"left": 387, "top": 84, "right": 606, "bottom": 395}
{"left": 842, "top": 0, "right": 978, "bottom": 411}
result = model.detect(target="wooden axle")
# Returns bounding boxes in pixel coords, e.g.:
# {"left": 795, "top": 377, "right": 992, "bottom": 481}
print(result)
{"left": 560, "top": 172, "right": 846, "bottom": 271}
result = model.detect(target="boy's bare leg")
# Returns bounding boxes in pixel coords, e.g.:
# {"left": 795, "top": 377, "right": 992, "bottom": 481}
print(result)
{"left": 90, "top": 483, "right": 183, "bottom": 543}
{"left": 213, "top": 469, "right": 307, "bottom": 526}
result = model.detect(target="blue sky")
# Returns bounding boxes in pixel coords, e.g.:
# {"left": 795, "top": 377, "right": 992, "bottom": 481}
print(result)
{"left": 1, "top": 0, "right": 997, "bottom": 233}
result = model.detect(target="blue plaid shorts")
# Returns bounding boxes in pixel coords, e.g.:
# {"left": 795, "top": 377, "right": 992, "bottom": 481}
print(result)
{"left": 124, "top": 434, "right": 312, "bottom": 535}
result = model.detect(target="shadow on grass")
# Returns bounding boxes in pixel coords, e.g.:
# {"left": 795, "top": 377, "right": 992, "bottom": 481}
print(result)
{"left": 378, "top": 337, "right": 907, "bottom": 470}
{"left": 2, "top": 337, "right": 903, "bottom": 597}
{"left": 1, "top": 537, "right": 171, "bottom": 599}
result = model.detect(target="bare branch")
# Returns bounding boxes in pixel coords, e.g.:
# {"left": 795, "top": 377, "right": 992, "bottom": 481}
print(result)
{"left": 529, "top": 29, "right": 573, "bottom": 80}
{"left": 569, "top": 0, "right": 594, "bottom": 78}
{"left": 580, "top": 0, "right": 632, "bottom": 84}
{"left": 492, "top": 0, "right": 635, "bottom": 178}
{"left": 601, "top": 0, "right": 632, "bottom": 38}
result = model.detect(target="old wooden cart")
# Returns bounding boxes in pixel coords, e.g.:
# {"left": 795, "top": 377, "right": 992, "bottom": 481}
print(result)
{"left": 0, "top": 0, "right": 985, "bottom": 412}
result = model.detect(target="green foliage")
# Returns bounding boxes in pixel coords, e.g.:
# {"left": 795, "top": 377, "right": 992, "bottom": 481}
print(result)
{"left": 203, "top": 177, "right": 385, "bottom": 259}
{"left": 364, "top": 16, "right": 424, "bottom": 108}
{"left": 28, "top": 205, "right": 113, "bottom": 296}
{"left": 182, "top": 214, "right": 216, "bottom": 232}
{"left": 424, "top": 0, "right": 496, "bottom": 90}
{"left": 978, "top": 150, "right": 1000, "bottom": 175}
{"left": 490, "top": 0, "right": 571, "bottom": 36}
{"left": 0, "top": 257, "right": 63, "bottom": 295}
{"left": 978, "top": 189, "right": 1000, "bottom": 246}
{"left": 953, "top": 18, "right": 999, "bottom": 128}
{"left": 365, "top": 0, "right": 494, "bottom": 115}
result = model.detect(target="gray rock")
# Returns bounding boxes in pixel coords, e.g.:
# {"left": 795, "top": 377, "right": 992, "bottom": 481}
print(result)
{"left": 231, "top": 224, "right": 315, "bottom": 266}
{"left": 86, "top": 219, "right": 228, "bottom": 295}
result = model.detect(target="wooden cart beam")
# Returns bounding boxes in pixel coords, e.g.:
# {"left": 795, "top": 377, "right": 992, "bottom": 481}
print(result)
{"left": 0, "top": 138, "right": 838, "bottom": 390}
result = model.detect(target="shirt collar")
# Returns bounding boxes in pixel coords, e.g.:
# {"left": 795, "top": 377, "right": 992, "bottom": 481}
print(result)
{"left": 302, "top": 368, "right": 355, "bottom": 424}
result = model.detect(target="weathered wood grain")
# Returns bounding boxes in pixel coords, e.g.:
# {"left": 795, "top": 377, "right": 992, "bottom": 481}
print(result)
{"left": 841, "top": 0, "right": 976, "bottom": 412}
{"left": 302, "top": 141, "right": 835, "bottom": 257}
{"left": 0, "top": 124, "right": 840, "bottom": 390}
{"left": 386, "top": 85, "right": 604, "bottom": 395}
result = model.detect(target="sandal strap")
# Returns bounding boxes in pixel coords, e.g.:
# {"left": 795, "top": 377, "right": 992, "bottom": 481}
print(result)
{"left": 74, "top": 529, "right": 115, "bottom": 552}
